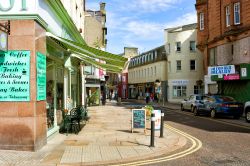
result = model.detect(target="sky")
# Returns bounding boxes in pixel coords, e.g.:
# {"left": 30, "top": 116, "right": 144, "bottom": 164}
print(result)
{"left": 86, "top": 0, "right": 197, "bottom": 54}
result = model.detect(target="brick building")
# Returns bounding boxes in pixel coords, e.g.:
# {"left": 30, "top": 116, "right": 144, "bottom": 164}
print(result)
{"left": 196, "top": 0, "right": 250, "bottom": 102}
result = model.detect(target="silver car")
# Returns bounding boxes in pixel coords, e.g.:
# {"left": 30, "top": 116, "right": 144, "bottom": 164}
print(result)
{"left": 181, "top": 94, "right": 204, "bottom": 112}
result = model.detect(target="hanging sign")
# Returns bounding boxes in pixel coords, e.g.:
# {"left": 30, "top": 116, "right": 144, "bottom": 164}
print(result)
{"left": 0, "top": 50, "right": 30, "bottom": 101}
{"left": 36, "top": 52, "right": 46, "bottom": 101}
{"left": 131, "top": 109, "right": 146, "bottom": 133}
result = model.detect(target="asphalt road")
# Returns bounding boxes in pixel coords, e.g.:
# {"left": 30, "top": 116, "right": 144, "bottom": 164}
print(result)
{"left": 122, "top": 102, "right": 250, "bottom": 166}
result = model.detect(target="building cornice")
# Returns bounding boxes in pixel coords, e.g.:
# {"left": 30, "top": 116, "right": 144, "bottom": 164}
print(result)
{"left": 0, "top": 14, "right": 48, "bottom": 30}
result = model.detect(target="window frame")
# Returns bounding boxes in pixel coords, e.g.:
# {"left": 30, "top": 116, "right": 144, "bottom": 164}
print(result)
{"left": 190, "top": 60, "right": 196, "bottom": 71}
{"left": 173, "top": 86, "right": 187, "bottom": 98}
{"left": 234, "top": 2, "right": 240, "bottom": 25}
{"left": 176, "top": 42, "right": 181, "bottom": 52}
{"left": 199, "top": 12, "right": 204, "bottom": 30}
{"left": 176, "top": 60, "right": 182, "bottom": 71}
{"left": 190, "top": 41, "right": 196, "bottom": 52}
{"left": 225, "top": 5, "right": 230, "bottom": 27}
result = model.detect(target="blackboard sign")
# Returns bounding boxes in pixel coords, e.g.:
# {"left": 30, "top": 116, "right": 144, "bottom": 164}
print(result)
{"left": 131, "top": 109, "right": 146, "bottom": 133}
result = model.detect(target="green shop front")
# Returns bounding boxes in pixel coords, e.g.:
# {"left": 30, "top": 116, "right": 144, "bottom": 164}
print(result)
{"left": 209, "top": 64, "right": 250, "bottom": 102}
{"left": 0, "top": 0, "right": 126, "bottom": 151}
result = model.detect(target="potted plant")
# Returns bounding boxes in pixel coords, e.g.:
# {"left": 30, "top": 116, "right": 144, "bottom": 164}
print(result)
{"left": 144, "top": 105, "right": 154, "bottom": 118}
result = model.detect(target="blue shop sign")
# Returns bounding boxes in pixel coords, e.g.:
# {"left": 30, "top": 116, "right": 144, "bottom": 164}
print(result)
{"left": 208, "top": 65, "right": 235, "bottom": 75}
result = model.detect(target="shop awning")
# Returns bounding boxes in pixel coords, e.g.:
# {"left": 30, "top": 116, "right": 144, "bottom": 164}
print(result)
{"left": 46, "top": 32, "right": 127, "bottom": 73}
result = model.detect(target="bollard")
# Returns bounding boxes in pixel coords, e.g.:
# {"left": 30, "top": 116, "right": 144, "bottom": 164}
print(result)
{"left": 150, "top": 112, "right": 155, "bottom": 147}
{"left": 160, "top": 111, "right": 164, "bottom": 138}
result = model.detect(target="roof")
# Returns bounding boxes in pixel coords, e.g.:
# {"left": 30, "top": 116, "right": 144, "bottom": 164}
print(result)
{"left": 165, "top": 23, "right": 197, "bottom": 33}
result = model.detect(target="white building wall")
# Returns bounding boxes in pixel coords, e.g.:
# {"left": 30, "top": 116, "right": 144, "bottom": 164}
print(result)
{"left": 164, "top": 26, "right": 204, "bottom": 103}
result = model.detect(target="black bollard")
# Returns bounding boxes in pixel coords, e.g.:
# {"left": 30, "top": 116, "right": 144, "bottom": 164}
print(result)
{"left": 160, "top": 111, "right": 164, "bottom": 138}
{"left": 150, "top": 112, "right": 155, "bottom": 147}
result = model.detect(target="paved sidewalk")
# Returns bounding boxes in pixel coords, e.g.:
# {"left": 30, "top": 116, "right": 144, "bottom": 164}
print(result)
{"left": 0, "top": 101, "right": 187, "bottom": 166}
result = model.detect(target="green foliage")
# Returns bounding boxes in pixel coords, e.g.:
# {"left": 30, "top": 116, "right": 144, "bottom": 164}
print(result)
{"left": 88, "top": 91, "right": 100, "bottom": 105}
{"left": 144, "top": 105, "right": 154, "bottom": 116}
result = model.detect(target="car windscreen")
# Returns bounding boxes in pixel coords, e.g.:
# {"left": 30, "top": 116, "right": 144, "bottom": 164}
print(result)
{"left": 216, "top": 96, "right": 236, "bottom": 102}
{"left": 195, "top": 96, "right": 203, "bottom": 100}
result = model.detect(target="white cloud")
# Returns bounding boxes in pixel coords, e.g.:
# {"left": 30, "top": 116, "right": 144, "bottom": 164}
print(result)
{"left": 164, "top": 12, "right": 197, "bottom": 28}
{"left": 116, "top": 0, "right": 182, "bottom": 13}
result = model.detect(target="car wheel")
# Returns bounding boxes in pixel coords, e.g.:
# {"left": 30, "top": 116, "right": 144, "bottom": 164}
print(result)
{"left": 246, "top": 109, "right": 250, "bottom": 123}
{"left": 181, "top": 104, "right": 184, "bottom": 111}
{"left": 211, "top": 109, "right": 216, "bottom": 118}
{"left": 193, "top": 107, "right": 199, "bottom": 116}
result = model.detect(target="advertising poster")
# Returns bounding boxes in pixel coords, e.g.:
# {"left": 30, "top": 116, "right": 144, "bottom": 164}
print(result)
{"left": 0, "top": 50, "right": 30, "bottom": 101}
{"left": 36, "top": 52, "right": 46, "bottom": 101}
{"left": 154, "top": 110, "right": 162, "bottom": 130}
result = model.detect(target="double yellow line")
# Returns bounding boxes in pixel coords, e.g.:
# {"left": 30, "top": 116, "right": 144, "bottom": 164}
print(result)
{"left": 112, "top": 124, "right": 202, "bottom": 166}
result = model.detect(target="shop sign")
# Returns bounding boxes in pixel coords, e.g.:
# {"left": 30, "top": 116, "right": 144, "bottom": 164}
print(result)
{"left": 241, "top": 68, "right": 247, "bottom": 77}
{"left": 36, "top": 52, "right": 46, "bottom": 101}
{"left": 172, "top": 80, "right": 189, "bottom": 85}
{"left": 208, "top": 65, "right": 235, "bottom": 75}
{"left": 224, "top": 74, "right": 240, "bottom": 80}
{"left": 0, "top": 50, "right": 30, "bottom": 101}
{"left": 0, "top": 0, "right": 27, "bottom": 12}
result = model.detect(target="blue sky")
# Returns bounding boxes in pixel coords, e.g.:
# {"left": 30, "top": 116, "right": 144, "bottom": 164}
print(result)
{"left": 86, "top": 0, "right": 197, "bottom": 54}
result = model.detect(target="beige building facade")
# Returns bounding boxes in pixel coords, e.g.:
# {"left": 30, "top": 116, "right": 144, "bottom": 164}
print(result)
{"left": 128, "top": 46, "right": 168, "bottom": 101}
{"left": 164, "top": 23, "right": 204, "bottom": 103}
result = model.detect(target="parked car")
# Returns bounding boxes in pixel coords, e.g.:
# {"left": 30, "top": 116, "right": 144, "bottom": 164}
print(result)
{"left": 193, "top": 95, "right": 244, "bottom": 119}
{"left": 244, "top": 101, "right": 250, "bottom": 123}
{"left": 180, "top": 94, "right": 204, "bottom": 112}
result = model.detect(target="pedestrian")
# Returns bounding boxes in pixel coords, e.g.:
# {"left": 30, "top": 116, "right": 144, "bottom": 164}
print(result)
{"left": 145, "top": 91, "right": 150, "bottom": 104}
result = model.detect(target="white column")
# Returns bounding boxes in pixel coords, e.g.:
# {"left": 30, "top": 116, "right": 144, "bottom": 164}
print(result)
{"left": 64, "top": 69, "right": 68, "bottom": 110}
{"left": 53, "top": 64, "right": 57, "bottom": 126}
{"left": 81, "top": 64, "right": 86, "bottom": 106}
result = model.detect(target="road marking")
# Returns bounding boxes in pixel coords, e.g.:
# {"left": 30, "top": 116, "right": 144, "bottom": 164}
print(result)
{"left": 112, "top": 124, "right": 202, "bottom": 166}
{"left": 172, "top": 109, "right": 250, "bottom": 130}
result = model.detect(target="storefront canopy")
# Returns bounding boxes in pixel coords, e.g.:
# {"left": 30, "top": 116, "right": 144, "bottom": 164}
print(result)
{"left": 46, "top": 32, "right": 127, "bottom": 73}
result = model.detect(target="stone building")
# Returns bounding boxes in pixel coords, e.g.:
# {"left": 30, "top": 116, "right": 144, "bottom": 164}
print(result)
{"left": 164, "top": 23, "right": 204, "bottom": 102}
{"left": 196, "top": 0, "right": 250, "bottom": 102}
{"left": 128, "top": 45, "right": 168, "bottom": 102}
{"left": 0, "top": 0, "right": 126, "bottom": 151}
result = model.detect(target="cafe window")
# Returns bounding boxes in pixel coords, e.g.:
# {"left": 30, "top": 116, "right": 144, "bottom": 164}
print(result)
{"left": 173, "top": 86, "right": 186, "bottom": 97}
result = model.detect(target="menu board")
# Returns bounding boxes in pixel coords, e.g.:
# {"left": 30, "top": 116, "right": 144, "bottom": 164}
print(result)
{"left": 131, "top": 109, "right": 146, "bottom": 132}
{"left": 0, "top": 50, "right": 30, "bottom": 101}
{"left": 36, "top": 52, "right": 46, "bottom": 101}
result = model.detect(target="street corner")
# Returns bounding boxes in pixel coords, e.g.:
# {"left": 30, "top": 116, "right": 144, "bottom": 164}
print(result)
{"left": 110, "top": 124, "right": 202, "bottom": 166}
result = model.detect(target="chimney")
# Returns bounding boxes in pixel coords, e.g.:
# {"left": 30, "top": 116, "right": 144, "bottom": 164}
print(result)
{"left": 100, "top": 2, "right": 106, "bottom": 12}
